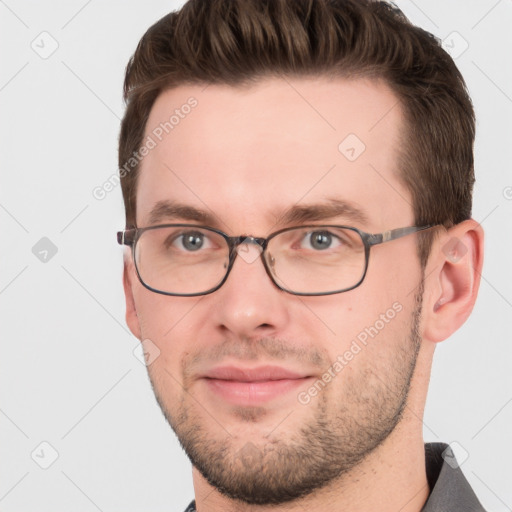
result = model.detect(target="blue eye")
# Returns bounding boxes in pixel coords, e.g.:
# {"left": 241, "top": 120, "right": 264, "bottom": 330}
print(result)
{"left": 166, "top": 230, "right": 213, "bottom": 252}
{"left": 179, "top": 232, "right": 205, "bottom": 251}
{"left": 301, "top": 230, "right": 342, "bottom": 251}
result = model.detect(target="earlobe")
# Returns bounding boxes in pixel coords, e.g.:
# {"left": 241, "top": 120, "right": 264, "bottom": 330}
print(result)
{"left": 423, "top": 220, "right": 484, "bottom": 343}
{"left": 123, "top": 256, "right": 142, "bottom": 340}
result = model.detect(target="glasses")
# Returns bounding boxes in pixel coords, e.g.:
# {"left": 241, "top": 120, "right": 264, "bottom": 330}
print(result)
{"left": 117, "top": 223, "right": 435, "bottom": 297}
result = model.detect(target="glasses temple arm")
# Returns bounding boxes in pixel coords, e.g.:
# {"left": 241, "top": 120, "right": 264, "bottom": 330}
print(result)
{"left": 367, "top": 225, "right": 437, "bottom": 246}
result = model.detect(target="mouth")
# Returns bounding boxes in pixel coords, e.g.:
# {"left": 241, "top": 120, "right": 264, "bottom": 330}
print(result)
{"left": 200, "top": 365, "right": 314, "bottom": 405}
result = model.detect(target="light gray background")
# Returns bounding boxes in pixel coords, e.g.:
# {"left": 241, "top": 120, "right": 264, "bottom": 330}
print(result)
{"left": 1, "top": 1, "right": 511, "bottom": 511}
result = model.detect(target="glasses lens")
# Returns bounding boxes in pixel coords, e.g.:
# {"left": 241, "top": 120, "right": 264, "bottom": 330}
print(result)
{"left": 134, "top": 226, "right": 229, "bottom": 295}
{"left": 266, "top": 226, "right": 366, "bottom": 294}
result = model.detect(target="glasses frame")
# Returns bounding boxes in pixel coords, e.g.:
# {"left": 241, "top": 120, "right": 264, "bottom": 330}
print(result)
{"left": 117, "top": 223, "right": 436, "bottom": 297}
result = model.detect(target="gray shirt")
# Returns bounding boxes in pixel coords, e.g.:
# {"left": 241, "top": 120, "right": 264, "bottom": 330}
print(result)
{"left": 182, "top": 442, "right": 486, "bottom": 511}
{"left": 421, "top": 442, "right": 486, "bottom": 511}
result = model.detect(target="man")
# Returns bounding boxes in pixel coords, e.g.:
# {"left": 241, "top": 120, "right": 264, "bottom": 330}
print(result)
{"left": 117, "top": 0, "right": 485, "bottom": 510}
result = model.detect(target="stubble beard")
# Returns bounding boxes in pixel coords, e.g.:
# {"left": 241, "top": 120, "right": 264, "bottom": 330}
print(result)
{"left": 147, "top": 285, "right": 424, "bottom": 505}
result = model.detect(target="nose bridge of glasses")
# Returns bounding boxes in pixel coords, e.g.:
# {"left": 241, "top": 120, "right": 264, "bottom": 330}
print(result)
{"left": 232, "top": 236, "right": 267, "bottom": 265}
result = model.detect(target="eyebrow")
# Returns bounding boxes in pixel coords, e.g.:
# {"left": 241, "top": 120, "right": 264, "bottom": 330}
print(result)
{"left": 144, "top": 198, "right": 369, "bottom": 230}
{"left": 273, "top": 198, "right": 369, "bottom": 227}
{"left": 146, "top": 200, "right": 219, "bottom": 226}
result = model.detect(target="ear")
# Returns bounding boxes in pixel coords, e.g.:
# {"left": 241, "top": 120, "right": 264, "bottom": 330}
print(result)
{"left": 422, "top": 220, "right": 484, "bottom": 343}
{"left": 123, "top": 253, "right": 142, "bottom": 340}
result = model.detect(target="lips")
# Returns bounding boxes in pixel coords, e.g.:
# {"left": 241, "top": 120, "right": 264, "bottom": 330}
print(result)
{"left": 200, "top": 365, "right": 313, "bottom": 405}
{"left": 202, "top": 365, "right": 307, "bottom": 382}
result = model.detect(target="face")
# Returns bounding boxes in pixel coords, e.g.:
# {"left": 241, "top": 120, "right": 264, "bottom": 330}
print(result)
{"left": 123, "top": 77, "right": 427, "bottom": 504}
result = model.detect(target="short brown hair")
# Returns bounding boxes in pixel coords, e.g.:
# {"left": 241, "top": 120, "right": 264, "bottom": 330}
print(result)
{"left": 119, "top": 0, "right": 475, "bottom": 267}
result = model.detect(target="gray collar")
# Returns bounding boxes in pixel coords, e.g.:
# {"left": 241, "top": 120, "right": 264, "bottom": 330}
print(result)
{"left": 421, "top": 442, "right": 486, "bottom": 511}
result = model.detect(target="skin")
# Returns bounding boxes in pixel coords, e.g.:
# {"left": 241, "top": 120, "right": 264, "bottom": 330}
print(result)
{"left": 122, "top": 77, "right": 484, "bottom": 511}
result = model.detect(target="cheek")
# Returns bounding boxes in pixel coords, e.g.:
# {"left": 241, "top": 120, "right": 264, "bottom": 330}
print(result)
{"left": 367, "top": 239, "right": 422, "bottom": 291}
{"left": 302, "top": 266, "right": 418, "bottom": 364}
{"left": 318, "top": 299, "right": 415, "bottom": 395}
{"left": 133, "top": 281, "right": 199, "bottom": 337}
{"left": 133, "top": 287, "right": 204, "bottom": 372}
{"left": 134, "top": 291, "right": 169, "bottom": 339}
{"left": 301, "top": 290, "right": 397, "bottom": 347}
{"left": 135, "top": 295, "right": 199, "bottom": 407}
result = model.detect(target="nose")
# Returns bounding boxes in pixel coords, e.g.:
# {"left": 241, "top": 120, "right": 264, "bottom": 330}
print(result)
{"left": 211, "top": 241, "right": 291, "bottom": 339}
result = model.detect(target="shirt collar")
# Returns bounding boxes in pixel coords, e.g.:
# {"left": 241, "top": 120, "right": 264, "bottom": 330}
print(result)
{"left": 421, "top": 442, "right": 486, "bottom": 511}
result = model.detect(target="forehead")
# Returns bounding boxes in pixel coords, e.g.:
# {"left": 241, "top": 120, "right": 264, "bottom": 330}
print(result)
{"left": 136, "top": 76, "right": 412, "bottom": 232}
